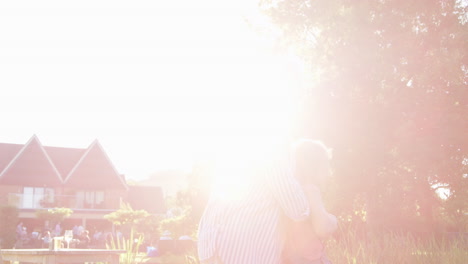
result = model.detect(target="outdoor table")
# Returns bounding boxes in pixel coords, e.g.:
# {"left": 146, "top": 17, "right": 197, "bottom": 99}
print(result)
{"left": 0, "top": 249, "right": 125, "bottom": 264}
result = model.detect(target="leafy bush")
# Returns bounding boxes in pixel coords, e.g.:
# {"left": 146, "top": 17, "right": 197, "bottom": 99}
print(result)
{"left": 0, "top": 206, "right": 19, "bottom": 248}
{"left": 104, "top": 203, "right": 150, "bottom": 227}
{"left": 35, "top": 207, "right": 73, "bottom": 228}
{"left": 159, "top": 213, "right": 194, "bottom": 239}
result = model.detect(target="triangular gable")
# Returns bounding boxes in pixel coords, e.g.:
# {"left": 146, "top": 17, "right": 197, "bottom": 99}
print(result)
{"left": 0, "top": 143, "right": 23, "bottom": 174}
{"left": 64, "top": 140, "right": 127, "bottom": 189}
{"left": 45, "top": 146, "right": 85, "bottom": 179}
{"left": 0, "top": 135, "right": 63, "bottom": 186}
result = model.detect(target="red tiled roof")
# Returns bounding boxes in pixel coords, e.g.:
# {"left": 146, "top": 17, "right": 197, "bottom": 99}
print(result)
{"left": 44, "top": 146, "right": 85, "bottom": 179}
{"left": 0, "top": 136, "right": 127, "bottom": 189}
{"left": 64, "top": 141, "right": 127, "bottom": 190}
{"left": 0, "top": 143, "right": 22, "bottom": 173}
{"left": 0, "top": 136, "right": 62, "bottom": 186}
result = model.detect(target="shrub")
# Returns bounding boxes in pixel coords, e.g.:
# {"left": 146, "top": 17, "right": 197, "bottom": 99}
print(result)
{"left": 0, "top": 206, "right": 19, "bottom": 248}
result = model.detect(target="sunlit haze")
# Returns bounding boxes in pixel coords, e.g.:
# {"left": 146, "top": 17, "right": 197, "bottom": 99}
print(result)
{"left": 0, "top": 0, "right": 305, "bottom": 180}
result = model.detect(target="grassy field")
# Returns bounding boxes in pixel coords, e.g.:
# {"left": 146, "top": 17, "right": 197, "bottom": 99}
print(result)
{"left": 325, "top": 231, "right": 467, "bottom": 264}
{"left": 139, "top": 232, "right": 467, "bottom": 264}
{"left": 118, "top": 230, "right": 467, "bottom": 264}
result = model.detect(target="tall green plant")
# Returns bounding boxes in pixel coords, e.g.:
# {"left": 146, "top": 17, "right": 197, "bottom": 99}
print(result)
{"left": 104, "top": 203, "right": 151, "bottom": 264}
{"left": 106, "top": 230, "right": 145, "bottom": 264}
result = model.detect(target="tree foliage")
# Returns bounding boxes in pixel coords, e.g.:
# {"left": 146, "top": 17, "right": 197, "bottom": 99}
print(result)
{"left": 261, "top": 0, "right": 468, "bottom": 232}
{"left": 35, "top": 207, "right": 73, "bottom": 226}
{"left": 104, "top": 203, "right": 150, "bottom": 227}
{"left": 161, "top": 162, "right": 213, "bottom": 239}
{"left": 0, "top": 206, "right": 19, "bottom": 248}
{"left": 159, "top": 213, "right": 193, "bottom": 239}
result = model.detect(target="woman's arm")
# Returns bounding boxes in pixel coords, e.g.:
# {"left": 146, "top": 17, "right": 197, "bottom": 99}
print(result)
{"left": 266, "top": 155, "right": 310, "bottom": 221}
{"left": 304, "top": 185, "right": 338, "bottom": 238}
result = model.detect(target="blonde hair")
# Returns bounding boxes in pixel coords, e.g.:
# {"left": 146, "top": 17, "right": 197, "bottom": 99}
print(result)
{"left": 293, "top": 139, "right": 332, "bottom": 185}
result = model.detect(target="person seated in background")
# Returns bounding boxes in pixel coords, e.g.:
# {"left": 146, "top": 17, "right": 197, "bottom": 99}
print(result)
{"left": 92, "top": 230, "right": 103, "bottom": 248}
{"left": 73, "top": 225, "right": 79, "bottom": 237}
{"left": 42, "top": 231, "right": 52, "bottom": 248}
{"left": 77, "top": 225, "right": 84, "bottom": 236}
{"left": 16, "top": 222, "right": 24, "bottom": 238}
{"left": 17, "top": 226, "right": 30, "bottom": 248}
{"left": 54, "top": 223, "right": 61, "bottom": 237}
{"left": 30, "top": 230, "right": 42, "bottom": 248}
{"left": 77, "top": 230, "right": 91, "bottom": 248}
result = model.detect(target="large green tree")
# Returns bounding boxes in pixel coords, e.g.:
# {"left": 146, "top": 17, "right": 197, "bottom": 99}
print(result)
{"left": 261, "top": 0, "right": 467, "bottom": 232}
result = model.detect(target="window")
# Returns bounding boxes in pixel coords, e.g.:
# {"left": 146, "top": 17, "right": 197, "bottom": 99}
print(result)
{"left": 22, "top": 187, "right": 54, "bottom": 208}
{"left": 76, "top": 191, "right": 105, "bottom": 209}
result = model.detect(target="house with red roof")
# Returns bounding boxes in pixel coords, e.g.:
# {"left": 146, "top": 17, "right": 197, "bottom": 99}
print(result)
{"left": 0, "top": 135, "right": 163, "bottom": 232}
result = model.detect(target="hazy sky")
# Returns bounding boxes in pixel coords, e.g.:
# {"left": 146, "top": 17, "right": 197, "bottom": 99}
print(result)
{"left": 0, "top": 0, "right": 303, "bottom": 180}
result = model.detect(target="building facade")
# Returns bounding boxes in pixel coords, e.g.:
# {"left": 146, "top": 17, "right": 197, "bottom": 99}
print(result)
{"left": 0, "top": 135, "right": 132, "bottom": 231}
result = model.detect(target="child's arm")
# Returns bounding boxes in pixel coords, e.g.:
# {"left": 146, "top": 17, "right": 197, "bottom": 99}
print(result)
{"left": 303, "top": 185, "right": 338, "bottom": 238}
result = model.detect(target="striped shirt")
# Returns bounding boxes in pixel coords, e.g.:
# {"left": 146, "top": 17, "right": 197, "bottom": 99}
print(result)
{"left": 197, "top": 153, "right": 310, "bottom": 264}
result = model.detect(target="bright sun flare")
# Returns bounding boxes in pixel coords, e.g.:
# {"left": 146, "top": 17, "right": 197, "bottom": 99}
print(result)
{"left": 0, "top": 0, "right": 305, "bottom": 180}
{"left": 154, "top": 0, "right": 305, "bottom": 173}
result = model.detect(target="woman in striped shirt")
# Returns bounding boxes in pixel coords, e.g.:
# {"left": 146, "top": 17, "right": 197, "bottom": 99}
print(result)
{"left": 197, "top": 147, "right": 311, "bottom": 264}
